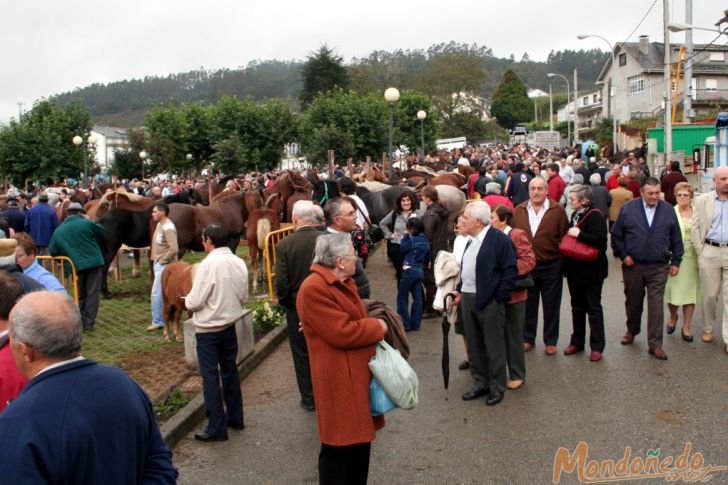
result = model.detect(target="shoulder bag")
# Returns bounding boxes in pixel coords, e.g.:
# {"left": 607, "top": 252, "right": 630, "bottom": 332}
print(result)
{"left": 559, "top": 209, "right": 600, "bottom": 262}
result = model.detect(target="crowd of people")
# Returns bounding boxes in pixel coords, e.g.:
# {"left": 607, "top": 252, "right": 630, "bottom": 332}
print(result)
{"left": 2, "top": 139, "right": 728, "bottom": 484}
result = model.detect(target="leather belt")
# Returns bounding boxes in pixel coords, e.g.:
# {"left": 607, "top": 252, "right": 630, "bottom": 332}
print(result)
{"left": 705, "top": 239, "right": 728, "bottom": 248}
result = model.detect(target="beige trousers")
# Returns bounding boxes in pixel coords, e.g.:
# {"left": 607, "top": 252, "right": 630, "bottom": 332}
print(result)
{"left": 698, "top": 244, "right": 728, "bottom": 343}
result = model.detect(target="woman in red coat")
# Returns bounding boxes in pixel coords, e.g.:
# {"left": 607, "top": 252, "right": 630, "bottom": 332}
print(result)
{"left": 491, "top": 204, "right": 536, "bottom": 390}
{"left": 297, "top": 233, "right": 387, "bottom": 485}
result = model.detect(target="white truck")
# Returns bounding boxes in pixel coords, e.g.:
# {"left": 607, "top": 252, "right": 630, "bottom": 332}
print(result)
{"left": 698, "top": 113, "right": 728, "bottom": 194}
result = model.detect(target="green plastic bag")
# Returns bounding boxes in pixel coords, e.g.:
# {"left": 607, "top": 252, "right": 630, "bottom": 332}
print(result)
{"left": 368, "top": 340, "right": 419, "bottom": 410}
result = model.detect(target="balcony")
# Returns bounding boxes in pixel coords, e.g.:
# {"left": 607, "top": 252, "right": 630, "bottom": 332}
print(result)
{"left": 693, "top": 89, "right": 728, "bottom": 103}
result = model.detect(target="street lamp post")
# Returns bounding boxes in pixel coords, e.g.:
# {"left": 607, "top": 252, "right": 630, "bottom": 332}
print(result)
{"left": 547, "top": 73, "right": 571, "bottom": 146}
{"left": 139, "top": 150, "right": 148, "bottom": 181}
{"left": 72, "top": 135, "right": 84, "bottom": 186}
{"left": 577, "top": 34, "right": 618, "bottom": 152}
{"left": 87, "top": 135, "right": 98, "bottom": 187}
{"left": 384, "top": 87, "right": 400, "bottom": 178}
{"left": 417, "top": 110, "right": 427, "bottom": 160}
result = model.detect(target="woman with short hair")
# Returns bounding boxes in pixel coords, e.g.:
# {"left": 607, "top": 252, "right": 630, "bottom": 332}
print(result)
{"left": 562, "top": 184, "right": 609, "bottom": 362}
{"left": 296, "top": 233, "right": 388, "bottom": 484}
{"left": 665, "top": 182, "right": 699, "bottom": 341}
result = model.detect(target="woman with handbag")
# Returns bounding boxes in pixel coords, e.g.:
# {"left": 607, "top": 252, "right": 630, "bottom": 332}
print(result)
{"left": 491, "top": 204, "right": 536, "bottom": 389}
{"left": 561, "top": 185, "right": 609, "bottom": 362}
{"left": 297, "top": 233, "right": 388, "bottom": 485}
{"left": 378, "top": 191, "right": 422, "bottom": 284}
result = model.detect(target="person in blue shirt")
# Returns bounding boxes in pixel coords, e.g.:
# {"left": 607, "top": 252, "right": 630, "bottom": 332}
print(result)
{"left": 24, "top": 192, "right": 59, "bottom": 255}
{"left": 397, "top": 218, "right": 430, "bottom": 331}
{"left": 13, "top": 233, "right": 67, "bottom": 293}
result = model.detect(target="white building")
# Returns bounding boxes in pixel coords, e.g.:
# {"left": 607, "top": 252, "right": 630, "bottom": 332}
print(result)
{"left": 528, "top": 88, "right": 549, "bottom": 98}
{"left": 90, "top": 125, "right": 128, "bottom": 170}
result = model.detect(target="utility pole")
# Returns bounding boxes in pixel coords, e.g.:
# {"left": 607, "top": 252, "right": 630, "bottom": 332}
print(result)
{"left": 549, "top": 84, "right": 554, "bottom": 131}
{"left": 684, "top": 0, "right": 694, "bottom": 123}
{"left": 664, "top": 0, "right": 673, "bottom": 154}
{"left": 17, "top": 101, "right": 24, "bottom": 119}
{"left": 573, "top": 68, "right": 579, "bottom": 146}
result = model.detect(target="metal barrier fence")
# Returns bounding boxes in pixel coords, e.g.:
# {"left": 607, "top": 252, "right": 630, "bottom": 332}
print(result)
{"left": 263, "top": 226, "right": 295, "bottom": 301}
{"left": 36, "top": 256, "right": 79, "bottom": 305}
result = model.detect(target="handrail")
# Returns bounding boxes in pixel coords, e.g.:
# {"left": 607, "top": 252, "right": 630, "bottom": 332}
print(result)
{"left": 36, "top": 256, "right": 79, "bottom": 305}
{"left": 263, "top": 226, "right": 295, "bottom": 301}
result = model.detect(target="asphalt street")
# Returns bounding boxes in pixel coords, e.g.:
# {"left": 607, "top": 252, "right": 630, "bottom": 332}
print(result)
{"left": 173, "top": 244, "right": 728, "bottom": 485}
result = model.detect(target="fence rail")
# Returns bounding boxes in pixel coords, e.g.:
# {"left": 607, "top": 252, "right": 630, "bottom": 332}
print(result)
{"left": 263, "top": 226, "right": 295, "bottom": 301}
{"left": 37, "top": 256, "right": 79, "bottom": 305}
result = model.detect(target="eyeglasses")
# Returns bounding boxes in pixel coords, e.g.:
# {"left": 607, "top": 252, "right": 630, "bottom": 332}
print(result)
{"left": 676, "top": 193, "right": 691, "bottom": 198}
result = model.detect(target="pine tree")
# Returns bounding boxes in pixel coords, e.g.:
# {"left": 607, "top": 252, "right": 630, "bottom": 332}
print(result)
{"left": 490, "top": 69, "right": 534, "bottom": 129}
{"left": 299, "top": 45, "right": 350, "bottom": 109}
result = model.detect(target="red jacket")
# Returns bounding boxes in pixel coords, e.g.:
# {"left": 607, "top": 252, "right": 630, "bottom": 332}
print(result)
{"left": 0, "top": 336, "right": 28, "bottom": 411}
{"left": 547, "top": 174, "right": 566, "bottom": 203}
{"left": 483, "top": 194, "right": 514, "bottom": 210}
{"left": 297, "top": 264, "right": 386, "bottom": 446}
{"left": 507, "top": 228, "right": 536, "bottom": 304}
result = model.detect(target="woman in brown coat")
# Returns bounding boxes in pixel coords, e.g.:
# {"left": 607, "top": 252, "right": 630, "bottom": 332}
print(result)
{"left": 297, "top": 233, "right": 387, "bottom": 485}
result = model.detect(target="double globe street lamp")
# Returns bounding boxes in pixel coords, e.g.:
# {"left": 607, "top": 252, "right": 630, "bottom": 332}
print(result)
{"left": 417, "top": 110, "right": 427, "bottom": 160}
{"left": 73, "top": 134, "right": 97, "bottom": 187}
{"left": 577, "top": 33, "right": 618, "bottom": 152}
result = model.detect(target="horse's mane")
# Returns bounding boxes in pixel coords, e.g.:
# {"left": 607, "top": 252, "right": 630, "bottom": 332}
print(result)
{"left": 99, "top": 189, "right": 144, "bottom": 206}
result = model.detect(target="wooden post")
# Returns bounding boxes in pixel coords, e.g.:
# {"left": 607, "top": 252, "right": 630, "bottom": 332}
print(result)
{"left": 382, "top": 152, "right": 387, "bottom": 178}
{"left": 3, "top": 176, "right": 8, "bottom": 194}
{"left": 327, "top": 150, "right": 335, "bottom": 179}
{"left": 207, "top": 176, "right": 213, "bottom": 205}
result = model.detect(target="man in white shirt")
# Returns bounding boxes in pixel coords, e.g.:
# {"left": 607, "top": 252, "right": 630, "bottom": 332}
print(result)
{"left": 184, "top": 223, "right": 249, "bottom": 442}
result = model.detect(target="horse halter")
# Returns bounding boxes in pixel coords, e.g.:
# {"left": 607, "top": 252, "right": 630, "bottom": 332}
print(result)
{"left": 318, "top": 181, "right": 330, "bottom": 205}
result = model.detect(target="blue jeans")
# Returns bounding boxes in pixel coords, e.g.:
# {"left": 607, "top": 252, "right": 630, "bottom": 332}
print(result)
{"left": 397, "top": 268, "right": 424, "bottom": 330}
{"left": 151, "top": 261, "right": 167, "bottom": 327}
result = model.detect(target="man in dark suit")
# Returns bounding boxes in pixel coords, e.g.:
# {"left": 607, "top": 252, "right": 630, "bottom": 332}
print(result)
{"left": 0, "top": 197, "right": 25, "bottom": 234}
{"left": 275, "top": 200, "right": 325, "bottom": 411}
{"left": 452, "top": 201, "right": 517, "bottom": 406}
{"left": 0, "top": 291, "right": 177, "bottom": 483}
{"left": 612, "top": 177, "right": 683, "bottom": 360}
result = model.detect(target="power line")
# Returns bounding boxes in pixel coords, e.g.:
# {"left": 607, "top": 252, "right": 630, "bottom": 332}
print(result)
{"left": 623, "top": 0, "right": 659, "bottom": 44}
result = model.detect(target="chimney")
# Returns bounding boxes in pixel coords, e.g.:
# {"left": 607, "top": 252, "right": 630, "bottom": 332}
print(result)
{"left": 639, "top": 35, "right": 649, "bottom": 55}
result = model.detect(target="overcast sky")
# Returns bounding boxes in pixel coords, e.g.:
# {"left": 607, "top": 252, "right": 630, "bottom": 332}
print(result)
{"left": 1, "top": 0, "right": 723, "bottom": 124}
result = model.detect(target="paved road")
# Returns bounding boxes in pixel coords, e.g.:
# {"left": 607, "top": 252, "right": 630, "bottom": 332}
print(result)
{"left": 173, "top": 245, "right": 728, "bottom": 484}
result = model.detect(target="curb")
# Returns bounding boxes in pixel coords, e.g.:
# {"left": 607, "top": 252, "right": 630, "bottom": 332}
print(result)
{"left": 161, "top": 323, "right": 289, "bottom": 448}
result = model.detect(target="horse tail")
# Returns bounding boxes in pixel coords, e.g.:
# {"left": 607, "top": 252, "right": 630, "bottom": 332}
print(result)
{"left": 256, "top": 216, "right": 272, "bottom": 251}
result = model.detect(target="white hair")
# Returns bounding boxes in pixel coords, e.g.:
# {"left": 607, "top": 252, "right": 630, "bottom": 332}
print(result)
{"left": 313, "top": 233, "right": 353, "bottom": 268}
{"left": 467, "top": 201, "right": 491, "bottom": 226}
{"left": 589, "top": 173, "right": 602, "bottom": 185}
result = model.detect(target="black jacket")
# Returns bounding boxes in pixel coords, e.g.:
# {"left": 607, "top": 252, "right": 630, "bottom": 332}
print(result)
{"left": 274, "top": 226, "right": 323, "bottom": 307}
{"left": 562, "top": 207, "right": 609, "bottom": 284}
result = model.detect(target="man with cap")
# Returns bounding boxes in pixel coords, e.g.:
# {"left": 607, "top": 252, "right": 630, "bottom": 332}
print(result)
{"left": 49, "top": 203, "right": 105, "bottom": 331}
{"left": 24, "top": 192, "right": 59, "bottom": 255}
{"left": 482, "top": 182, "right": 513, "bottom": 209}
{"left": 0, "top": 238, "right": 45, "bottom": 294}
{"left": 0, "top": 198, "right": 25, "bottom": 234}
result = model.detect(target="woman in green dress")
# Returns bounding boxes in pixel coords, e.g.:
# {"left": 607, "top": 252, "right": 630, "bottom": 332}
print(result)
{"left": 665, "top": 182, "right": 700, "bottom": 342}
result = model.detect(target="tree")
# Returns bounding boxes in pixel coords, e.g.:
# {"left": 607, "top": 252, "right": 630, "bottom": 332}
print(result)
{"left": 490, "top": 69, "right": 534, "bottom": 129}
{"left": 392, "top": 91, "right": 438, "bottom": 155}
{"left": 210, "top": 135, "right": 247, "bottom": 174}
{"left": 0, "top": 100, "right": 93, "bottom": 186}
{"left": 299, "top": 45, "right": 350, "bottom": 109}
{"left": 299, "top": 88, "right": 388, "bottom": 164}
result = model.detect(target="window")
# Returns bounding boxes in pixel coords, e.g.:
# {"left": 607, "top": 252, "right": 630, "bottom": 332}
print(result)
{"left": 706, "top": 79, "right": 718, "bottom": 91}
{"left": 593, "top": 94, "right": 598, "bottom": 103}
{"left": 709, "top": 52, "right": 725, "bottom": 62}
{"left": 628, "top": 75, "right": 645, "bottom": 95}
{"left": 610, "top": 86, "right": 615, "bottom": 97}
{"left": 619, "top": 53, "right": 627, "bottom": 66}
{"left": 582, "top": 96, "right": 589, "bottom": 106}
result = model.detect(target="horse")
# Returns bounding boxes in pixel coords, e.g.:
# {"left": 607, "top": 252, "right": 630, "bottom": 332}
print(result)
{"left": 428, "top": 172, "right": 467, "bottom": 189}
{"left": 163, "top": 191, "right": 251, "bottom": 256}
{"left": 93, "top": 190, "right": 201, "bottom": 298}
{"left": 245, "top": 208, "right": 280, "bottom": 294}
{"left": 269, "top": 171, "right": 311, "bottom": 222}
{"left": 309, "top": 178, "right": 413, "bottom": 224}
{"left": 161, "top": 261, "right": 197, "bottom": 342}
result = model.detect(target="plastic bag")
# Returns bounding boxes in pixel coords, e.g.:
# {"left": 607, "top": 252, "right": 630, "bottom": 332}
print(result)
{"left": 368, "top": 340, "right": 419, "bottom": 410}
{"left": 370, "top": 377, "right": 396, "bottom": 416}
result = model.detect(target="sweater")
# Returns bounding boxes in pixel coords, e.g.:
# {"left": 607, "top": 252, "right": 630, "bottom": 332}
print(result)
{"left": 48, "top": 215, "right": 105, "bottom": 273}
{"left": 24, "top": 202, "right": 59, "bottom": 246}
{"left": 185, "top": 247, "right": 249, "bottom": 332}
{"left": 611, "top": 198, "right": 684, "bottom": 266}
{"left": 150, "top": 219, "right": 179, "bottom": 265}
{"left": 512, "top": 199, "right": 569, "bottom": 263}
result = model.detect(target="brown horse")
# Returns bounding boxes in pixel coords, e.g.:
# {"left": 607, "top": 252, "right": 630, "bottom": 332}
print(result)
{"left": 269, "top": 171, "right": 311, "bottom": 222}
{"left": 163, "top": 192, "right": 251, "bottom": 257}
{"left": 428, "top": 172, "right": 467, "bottom": 188}
{"left": 245, "top": 208, "right": 280, "bottom": 294}
{"left": 161, "top": 262, "right": 197, "bottom": 342}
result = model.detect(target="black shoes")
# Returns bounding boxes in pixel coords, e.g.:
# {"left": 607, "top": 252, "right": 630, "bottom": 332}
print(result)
{"left": 228, "top": 422, "right": 245, "bottom": 430}
{"left": 486, "top": 390, "right": 504, "bottom": 406}
{"left": 462, "top": 387, "right": 489, "bottom": 401}
{"left": 458, "top": 360, "right": 470, "bottom": 371}
{"left": 194, "top": 431, "right": 228, "bottom": 442}
{"left": 681, "top": 331, "right": 694, "bottom": 342}
{"left": 300, "top": 401, "right": 316, "bottom": 412}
